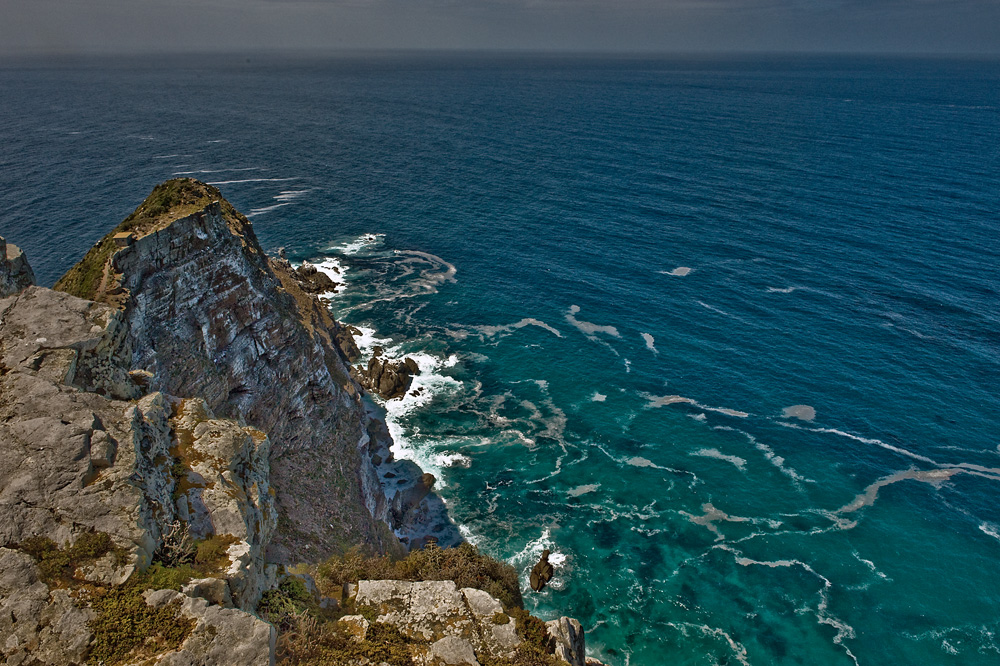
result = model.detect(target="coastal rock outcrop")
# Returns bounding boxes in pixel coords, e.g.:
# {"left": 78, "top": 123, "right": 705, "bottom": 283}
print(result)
{"left": 0, "top": 236, "right": 35, "bottom": 297}
{"left": 530, "top": 549, "right": 555, "bottom": 592}
{"left": 349, "top": 579, "right": 595, "bottom": 665}
{"left": 292, "top": 261, "right": 338, "bottom": 294}
{"left": 0, "top": 180, "right": 605, "bottom": 666}
{"left": 356, "top": 346, "right": 420, "bottom": 400}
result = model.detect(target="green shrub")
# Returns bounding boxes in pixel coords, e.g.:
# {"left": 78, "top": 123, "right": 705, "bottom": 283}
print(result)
{"left": 280, "top": 576, "right": 313, "bottom": 603}
{"left": 136, "top": 563, "right": 202, "bottom": 592}
{"left": 317, "top": 542, "right": 523, "bottom": 609}
{"left": 195, "top": 534, "right": 237, "bottom": 566}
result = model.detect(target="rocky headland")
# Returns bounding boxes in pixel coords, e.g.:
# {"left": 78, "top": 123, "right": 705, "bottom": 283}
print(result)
{"left": 0, "top": 179, "right": 606, "bottom": 666}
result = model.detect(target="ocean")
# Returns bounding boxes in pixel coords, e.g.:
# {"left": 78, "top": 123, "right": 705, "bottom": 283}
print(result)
{"left": 2, "top": 53, "right": 999, "bottom": 665}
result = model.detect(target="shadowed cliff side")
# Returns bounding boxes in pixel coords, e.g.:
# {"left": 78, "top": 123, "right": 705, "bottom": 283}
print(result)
{"left": 54, "top": 179, "right": 456, "bottom": 562}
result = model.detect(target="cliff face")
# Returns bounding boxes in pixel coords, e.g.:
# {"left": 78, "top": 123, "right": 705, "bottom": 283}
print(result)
{"left": 54, "top": 180, "right": 424, "bottom": 562}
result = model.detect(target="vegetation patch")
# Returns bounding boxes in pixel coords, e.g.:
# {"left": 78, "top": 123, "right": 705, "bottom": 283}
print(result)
{"left": 317, "top": 542, "right": 523, "bottom": 609}
{"left": 54, "top": 178, "right": 256, "bottom": 303}
{"left": 18, "top": 531, "right": 128, "bottom": 587}
{"left": 275, "top": 612, "right": 413, "bottom": 666}
{"left": 87, "top": 582, "right": 195, "bottom": 666}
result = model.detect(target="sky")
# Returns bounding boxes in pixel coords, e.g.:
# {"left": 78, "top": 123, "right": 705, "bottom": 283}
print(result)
{"left": 1, "top": 0, "right": 998, "bottom": 56}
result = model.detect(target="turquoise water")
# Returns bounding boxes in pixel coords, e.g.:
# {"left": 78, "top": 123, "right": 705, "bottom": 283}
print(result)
{"left": 2, "top": 55, "right": 1000, "bottom": 665}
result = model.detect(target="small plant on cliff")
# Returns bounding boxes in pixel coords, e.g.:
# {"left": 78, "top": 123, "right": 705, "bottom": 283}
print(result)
{"left": 316, "top": 542, "right": 523, "bottom": 609}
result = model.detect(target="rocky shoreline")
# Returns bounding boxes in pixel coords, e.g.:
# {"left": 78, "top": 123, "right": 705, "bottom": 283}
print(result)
{"left": 0, "top": 178, "right": 603, "bottom": 666}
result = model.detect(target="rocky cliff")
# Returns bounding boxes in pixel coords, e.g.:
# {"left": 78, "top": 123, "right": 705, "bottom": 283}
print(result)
{"left": 0, "top": 179, "right": 605, "bottom": 666}
{"left": 53, "top": 179, "right": 454, "bottom": 560}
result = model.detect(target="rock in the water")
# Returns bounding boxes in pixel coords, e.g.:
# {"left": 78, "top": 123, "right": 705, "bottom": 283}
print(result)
{"left": 356, "top": 352, "right": 421, "bottom": 400}
{"left": 530, "top": 549, "right": 555, "bottom": 592}
{"left": 0, "top": 236, "right": 35, "bottom": 297}
{"left": 293, "top": 261, "right": 338, "bottom": 294}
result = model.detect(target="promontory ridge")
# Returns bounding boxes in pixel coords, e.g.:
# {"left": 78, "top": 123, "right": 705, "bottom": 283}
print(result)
{"left": 0, "top": 179, "right": 605, "bottom": 666}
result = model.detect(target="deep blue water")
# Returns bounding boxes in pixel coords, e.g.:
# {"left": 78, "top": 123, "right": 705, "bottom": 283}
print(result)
{"left": 2, "top": 54, "right": 1000, "bottom": 665}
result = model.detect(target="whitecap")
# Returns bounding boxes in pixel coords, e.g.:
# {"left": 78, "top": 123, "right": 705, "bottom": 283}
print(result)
{"left": 206, "top": 177, "right": 299, "bottom": 185}
{"left": 329, "top": 233, "right": 385, "bottom": 255}
{"left": 508, "top": 528, "right": 570, "bottom": 592}
{"left": 591, "top": 392, "right": 607, "bottom": 402}
{"left": 782, "top": 404, "right": 816, "bottom": 421}
{"left": 766, "top": 286, "right": 799, "bottom": 294}
{"left": 980, "top": 522, "right": 1000, "bottom": 543}
{"left": 641, "top": 332, "right": 657, "bottom": 354}
{"left": 351, "top": 325, "right": 392, "bottom": 358}
{"left": 432, "top": 452, "right": 472, "bottom": 469}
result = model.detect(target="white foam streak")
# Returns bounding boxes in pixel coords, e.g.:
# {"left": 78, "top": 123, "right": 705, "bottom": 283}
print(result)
{"left": 779, "top": 422, "right": 939, "bottom": 465}
{"left": 206, "top": 177, "right": 299, "bottom": 185}
{"left": 173, "top": 167, "right": 261, "bottom": 175}
{"left": 644, "top": 393, "right": 750, "bottom": 418}
{"left": 474, "top": 318, "right": 563, "bottom": 339}
{"left": 565, "top": 305, "right": 620, "bottom": 339}
{"left": 664, "top": 622, "right": 749, "bottom": 666}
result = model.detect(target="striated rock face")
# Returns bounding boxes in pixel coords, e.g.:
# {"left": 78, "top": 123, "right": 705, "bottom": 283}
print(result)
{"left": 55, "top": 179, "right": 432, "bottom": 562}
{"left": 0, "top": 236, "right": 36, "bottom": 297}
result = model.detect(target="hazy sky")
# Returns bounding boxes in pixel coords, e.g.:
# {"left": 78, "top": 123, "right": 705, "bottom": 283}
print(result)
{"left": 1, "top": 0, "right": 998, "bottom": 56}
